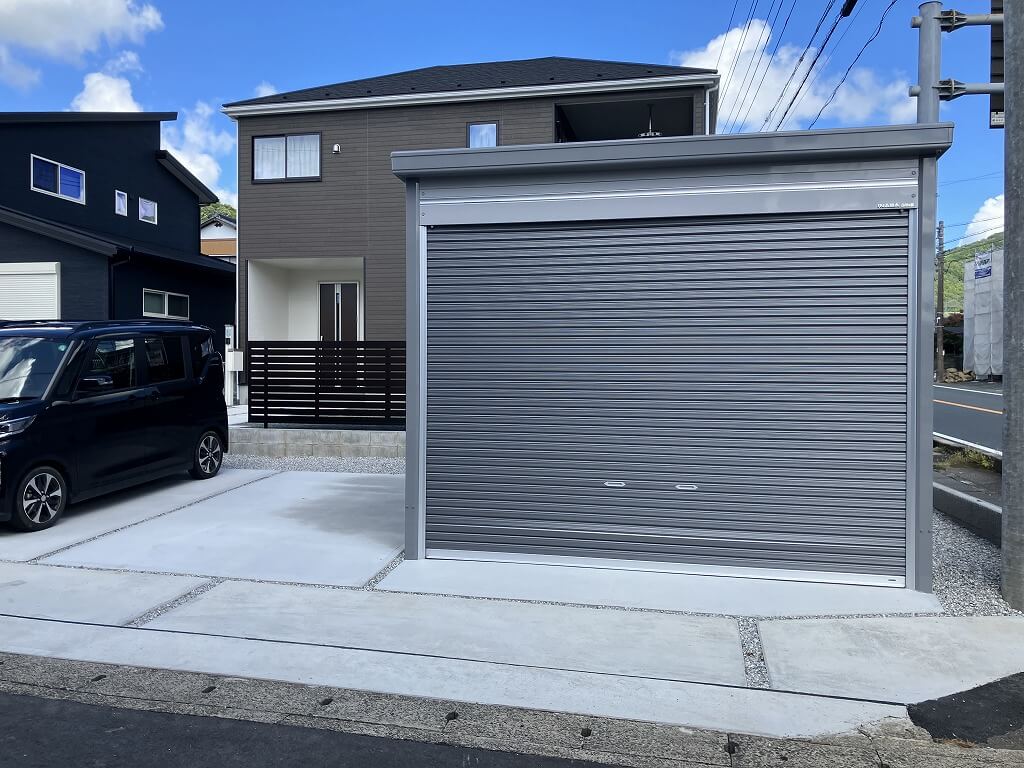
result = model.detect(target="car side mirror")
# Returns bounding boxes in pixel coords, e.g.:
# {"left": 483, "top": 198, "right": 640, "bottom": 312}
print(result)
{"left": 77, "top": 374, "right": 114, "bottom": 394}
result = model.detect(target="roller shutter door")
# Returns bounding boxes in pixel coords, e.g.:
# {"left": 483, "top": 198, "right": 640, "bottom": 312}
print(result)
{"left": 0, "top": 263, "right": 60, "bottom": 320}
{"left": 425, "top": 211, "right": 910, "bottom": 582}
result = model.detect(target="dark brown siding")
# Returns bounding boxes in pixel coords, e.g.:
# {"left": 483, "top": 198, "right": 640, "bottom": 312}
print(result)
{"left": 236, "top": 87, "right": 706, "bottom": 346}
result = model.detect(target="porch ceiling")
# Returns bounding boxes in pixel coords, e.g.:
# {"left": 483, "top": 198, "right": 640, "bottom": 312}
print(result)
{"left": 251, "top": 257, "right": 364, "bottom": 271}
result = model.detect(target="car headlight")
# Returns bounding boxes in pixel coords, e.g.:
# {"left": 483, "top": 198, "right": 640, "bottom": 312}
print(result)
{"left": 0, "top": 415, "right": 35, "bottom": 439}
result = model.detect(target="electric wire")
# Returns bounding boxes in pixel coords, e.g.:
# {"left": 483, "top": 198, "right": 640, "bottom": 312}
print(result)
{"left": 723, "top": 0, "right": 787, "bottom": 133}
{"left": 807, "top": 0, "right": 901, "bottom": 128}
{"left": 761, "top": 0, "right": 838, "bottom": 130}
{"left": 770, "top": 4, "right": 847, "bottom": 129}
{"left": 731, "top": 0, "right": 800, "bottom": 132}
{"left": 715, "top": 0, "right": 742, "bottom": 74}
{"left": 719, "top": 0, "right": 761, "bottom": 109}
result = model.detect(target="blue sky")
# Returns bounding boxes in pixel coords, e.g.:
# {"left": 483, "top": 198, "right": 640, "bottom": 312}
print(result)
{"left": 0, "top": 0, "right": 1004, "bottom": 246}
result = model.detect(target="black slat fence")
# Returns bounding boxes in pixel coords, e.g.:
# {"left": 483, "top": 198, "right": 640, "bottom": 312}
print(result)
{"left": 247, "top": 341, "right": 405, "bottom": 427}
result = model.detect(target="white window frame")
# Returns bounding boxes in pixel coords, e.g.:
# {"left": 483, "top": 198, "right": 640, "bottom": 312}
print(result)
{"left": 115, "top": 190, "right": 128, "bottom": 216}
{"left": 142, "top": 289, "right": 189, "bottom": 320}
{"left": 30, "top": 154, "right": 86, "bottom": 205}
{"left": 139, "top": 197, "right": 158, "bottom": 225}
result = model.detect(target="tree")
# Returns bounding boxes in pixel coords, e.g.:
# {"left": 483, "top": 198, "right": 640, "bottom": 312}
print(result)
{"left": 201, "top": 202, "right": 237, "bottom": 222}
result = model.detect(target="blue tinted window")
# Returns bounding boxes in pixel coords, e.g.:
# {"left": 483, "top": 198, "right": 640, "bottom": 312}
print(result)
{"left": 59, "top": 166, "right": 84, "bottom": 201}
{"left": 468, "top": 123, "right": 497, "bottom": 148}
{"left": 32, "top": 157, "right": 58, "bottom": 193}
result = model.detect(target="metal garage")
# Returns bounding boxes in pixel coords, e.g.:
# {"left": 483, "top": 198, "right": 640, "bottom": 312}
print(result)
{"left": 394, "top": 124, "right": 952, "bottom": 591}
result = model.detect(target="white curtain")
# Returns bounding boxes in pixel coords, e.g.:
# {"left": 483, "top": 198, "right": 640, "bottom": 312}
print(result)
{"left": 254, "top": 136, "right": 286, "bottom": 179}
{"left": 286, "top": 134, "right": 320, "bottom": 178}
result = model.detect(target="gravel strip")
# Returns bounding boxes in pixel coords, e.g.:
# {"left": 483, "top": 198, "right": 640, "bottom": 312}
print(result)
{"left": 224, "top": 455, "right": 404, "bottom": 475}
{"left": 932, "top": 510, "right": 1020, "bottom": 617}
{"left": 736, "top": 618, "right": 771, "bottom": 688}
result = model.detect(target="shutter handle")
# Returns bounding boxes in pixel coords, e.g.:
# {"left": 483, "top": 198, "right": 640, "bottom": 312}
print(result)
{"left": 603, "top": 481, "right": 626, "bottom": 487}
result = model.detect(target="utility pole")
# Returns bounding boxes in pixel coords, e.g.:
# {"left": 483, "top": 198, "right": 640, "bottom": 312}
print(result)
{"left": 935, "top": 220, "right": 946, "bottom": 381}
{"left": 1002, "top": 0, "right": 1022, "bottom": 609}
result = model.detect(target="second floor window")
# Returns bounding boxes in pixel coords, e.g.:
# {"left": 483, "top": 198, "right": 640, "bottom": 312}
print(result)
{"left": 31, "top": 155, "right": 86, "bottom": 204}
{"left": 139, "top": 198, "right": 158, "bottom": 224}
{"left": 468, "top": 123, "right": 497, "bottom": 148}
{"left": 254, "top": 134, "right": 320, "bottom": 181}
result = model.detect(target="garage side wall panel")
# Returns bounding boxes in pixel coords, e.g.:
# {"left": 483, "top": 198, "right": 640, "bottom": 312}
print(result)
{"left": 424, "top": 212, "right": 910, "bottom": 581}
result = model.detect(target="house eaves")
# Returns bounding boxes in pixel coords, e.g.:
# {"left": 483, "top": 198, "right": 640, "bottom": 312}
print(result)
{"left": 156, "top": 150, "right": 219, "bottom": 205}
{"left": 222, "top": 73, "right": 719, "bottom": 119}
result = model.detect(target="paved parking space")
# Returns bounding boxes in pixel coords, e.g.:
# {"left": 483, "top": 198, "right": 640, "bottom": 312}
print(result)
{"left": 41, "top": 472, "right": 404, "bottom": 587}
{"left": 146, "top": 580, "right": 746, "bottom": 685}
{"left": 0, "top": 469, "right": 274, "bottom": 562}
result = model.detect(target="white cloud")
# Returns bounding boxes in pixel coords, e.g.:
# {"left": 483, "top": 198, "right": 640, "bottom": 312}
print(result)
{"left": 673, "top": 19, "right": 914, "bottom": 132}
{"left": 0, "top": 0, "right": 160, "bottom": 89}
{"left": 0, "top": 44, "right": 40, "bottom": 89}
{"left": 104, "top": 49, "right": 143, "bottom": 75}
{"left": 254, "top": 81, "right": 277, "bottom": 97}
{"left": 162, "top": 102, "right": 237, "bottom": 207}
{"left": 963, "top": 194, "right": 1004, "bottom": 244}
{"left": 70, "top": 71, "right": 141, "bottom": 111}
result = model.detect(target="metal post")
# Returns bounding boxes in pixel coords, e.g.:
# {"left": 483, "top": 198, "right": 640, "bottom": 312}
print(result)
{"left": 917, "top": 2, "right": 943, "bottom": 123}
{"left": 911, "top": 1, "right": 943, "bottom": 590}
{"left": 1002, "top": 0, "right": 1023, "bottom": 609}
{"left": 935, "top": 220, "right": 946, "bottom": 380}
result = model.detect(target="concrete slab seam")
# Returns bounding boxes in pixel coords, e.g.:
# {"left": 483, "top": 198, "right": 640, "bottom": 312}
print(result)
{"left": 0, "top": 612, "right": 913, "bottom": 708}
{"left": 23, "top": 471, "right": 286, "bottom": 564}
{"left": 362, "top": 553, "right": 405, "bottom": 589}
{"left": 123, "top": 578, "right": 225, "bottom": 627}
{"left": 736, "top": 618, "right": 770, "bottom": 689}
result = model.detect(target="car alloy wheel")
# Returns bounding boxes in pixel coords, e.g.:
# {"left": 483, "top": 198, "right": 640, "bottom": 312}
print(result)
{"left": 198, "top": 433, "right": 222, "bottom": 475}
{"left": 21, "top": 470, "right": 64, "bottom": 525}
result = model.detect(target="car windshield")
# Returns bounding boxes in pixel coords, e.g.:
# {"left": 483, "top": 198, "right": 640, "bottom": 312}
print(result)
{"left": 0, "top": 336, "right": 69, "bottom": 401}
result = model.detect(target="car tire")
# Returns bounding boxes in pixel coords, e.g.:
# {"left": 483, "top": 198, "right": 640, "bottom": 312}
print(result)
{"left": 11, "top": 465, "right": 68, "bottom": 532}
{"left": 190, "top": 430, "right": 224, "bottom": 480}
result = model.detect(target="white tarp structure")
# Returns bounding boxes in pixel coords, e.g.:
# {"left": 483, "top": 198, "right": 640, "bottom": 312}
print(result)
{"left": 964, "top": 247, "right": 1004, "bottom": 376}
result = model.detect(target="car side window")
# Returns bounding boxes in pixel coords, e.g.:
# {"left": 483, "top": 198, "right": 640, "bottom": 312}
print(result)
{"left": 144, "top": 336, "right": 186, "bottom": 384}
{"left": 189, "top": 334, "right": 214, "bottom": 377}
{"left": 86, "top": 339, "right": 137, "bottom": 391}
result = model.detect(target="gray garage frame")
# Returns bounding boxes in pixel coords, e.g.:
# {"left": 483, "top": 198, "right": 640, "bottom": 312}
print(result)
{"left": 394, "top": 123, "right": 953, "bottom": 592}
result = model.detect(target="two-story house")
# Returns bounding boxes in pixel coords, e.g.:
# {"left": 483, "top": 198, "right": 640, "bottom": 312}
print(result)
{"left": 0, "top": 112, "right": 235, "bottom": 352}
{"left": 223, "top": 57, "right": 718, "bottom": 387}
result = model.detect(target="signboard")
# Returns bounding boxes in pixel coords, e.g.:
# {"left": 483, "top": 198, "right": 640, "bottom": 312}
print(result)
{"left": 975, "top": 252, "right": 993, "bottom": 279}
{"left": 991, "top": 0, "right": 1004, "bottom": 129}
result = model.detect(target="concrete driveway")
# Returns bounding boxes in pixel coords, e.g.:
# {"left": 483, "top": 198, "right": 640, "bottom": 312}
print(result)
{"left": 0, "top": 467, "right": 1021, "bottom": 742}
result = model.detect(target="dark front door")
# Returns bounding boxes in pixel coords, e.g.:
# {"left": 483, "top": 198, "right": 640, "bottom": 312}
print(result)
{"left": 318, "top": 283, "right": 358, "bottom": 342}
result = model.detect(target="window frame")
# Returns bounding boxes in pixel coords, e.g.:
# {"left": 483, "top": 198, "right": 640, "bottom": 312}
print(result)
{"left": 251, "top": 132, "right": 322, "bottom": 183}
{"left": 466, "top": 122, "right": 499, "bottom": 149}
{"left": 30, "top": 154, "right": 86, "bottom": 205}
{"left": 138, "top": 197, "right": 158, "bottom": 225}
{"left": 142, "top": 288, "right": 190, "bottom": 320}
{"left": 114, "top": 189, "right": 128, "bottom": 216}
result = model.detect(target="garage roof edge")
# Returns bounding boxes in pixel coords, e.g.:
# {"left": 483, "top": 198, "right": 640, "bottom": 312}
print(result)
{"left": 392, "top": 123, "right": 954, "bottom": 179}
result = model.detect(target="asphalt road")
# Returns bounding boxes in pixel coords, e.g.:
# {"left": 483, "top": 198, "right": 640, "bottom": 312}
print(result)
{"left": 933, "top": 383, "right": 1004, "bottom": 456}
{"left": 0, "top": 693, "right": 616, "bottom": 768}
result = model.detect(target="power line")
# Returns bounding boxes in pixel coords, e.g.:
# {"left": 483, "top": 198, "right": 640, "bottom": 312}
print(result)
{"left": 943, "top": 224, "right": 1005, "bottom": 250}
{"left": 807, "top": 0, "right": 898, "bottom": 129}
{"left": 723, "top": 0, "right": 786, "bottom": 133}
{"left": 731, "top": 0, "right": 801, "bottom": 132}
{"left": 761, "top": 0, "right": 838, "bottom": 130}
{"left": 720, "top": 1, "right": 761, "bottom": 106}
{"left": 942, "top": 215, "right": 1004, "bottom": 229}
{"left": 771, "top": 5, "right": 847, "bottom": 129}
{"left": 938, "top": 171, "right": 1004, "bottom": 187}
{"left": 715, "top": 0, "right": 742, "bottom": 74}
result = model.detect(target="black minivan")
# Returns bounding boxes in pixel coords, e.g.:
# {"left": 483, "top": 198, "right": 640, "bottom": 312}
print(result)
{"left": 0, "top": 320, "right": 228, "bottom": 532}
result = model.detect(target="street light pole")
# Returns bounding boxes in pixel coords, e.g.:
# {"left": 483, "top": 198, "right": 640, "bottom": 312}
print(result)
{"left": 1002, "top": 0, "right": 1023, "bottom": 609}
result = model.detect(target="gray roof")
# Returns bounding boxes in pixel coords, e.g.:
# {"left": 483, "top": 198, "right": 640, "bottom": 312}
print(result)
{"left": 225, "top": 57, "right": 713, "bottom": 108}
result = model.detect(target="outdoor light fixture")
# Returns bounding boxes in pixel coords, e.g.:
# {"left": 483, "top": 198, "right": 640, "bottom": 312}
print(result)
{"left": 638, "top": 104, "right": 661, "bottom": 138}
{"left": 332, "top": 143, "right": 341, "bottom": 154}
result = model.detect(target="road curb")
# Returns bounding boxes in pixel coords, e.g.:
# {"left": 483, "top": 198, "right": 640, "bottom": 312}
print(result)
{"left": 934, "top": 481, "right": 1002, "bottom": 545}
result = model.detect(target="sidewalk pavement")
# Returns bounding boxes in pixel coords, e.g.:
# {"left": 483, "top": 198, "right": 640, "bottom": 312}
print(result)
{"left": 0, "top": 468, "right": 1022, "bottom": 750}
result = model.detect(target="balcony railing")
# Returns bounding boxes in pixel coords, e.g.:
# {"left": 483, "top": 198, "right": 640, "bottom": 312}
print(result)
{"left": 246, "top": 341, "right": 405, "bottom": 428}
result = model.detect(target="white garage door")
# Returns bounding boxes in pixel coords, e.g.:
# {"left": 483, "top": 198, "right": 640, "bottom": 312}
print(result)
{"left": 0, "top": 263, "right": 60, "bottom": 320}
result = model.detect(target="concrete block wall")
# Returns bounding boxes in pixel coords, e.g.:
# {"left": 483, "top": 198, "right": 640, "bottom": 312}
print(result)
{"left": 229, "top": 427, "right": 405, "bottom": 458}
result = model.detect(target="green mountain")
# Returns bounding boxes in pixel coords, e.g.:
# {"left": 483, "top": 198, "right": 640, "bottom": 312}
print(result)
{"left": 937, "top": 231, "right": 1004, "bottom": 314}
